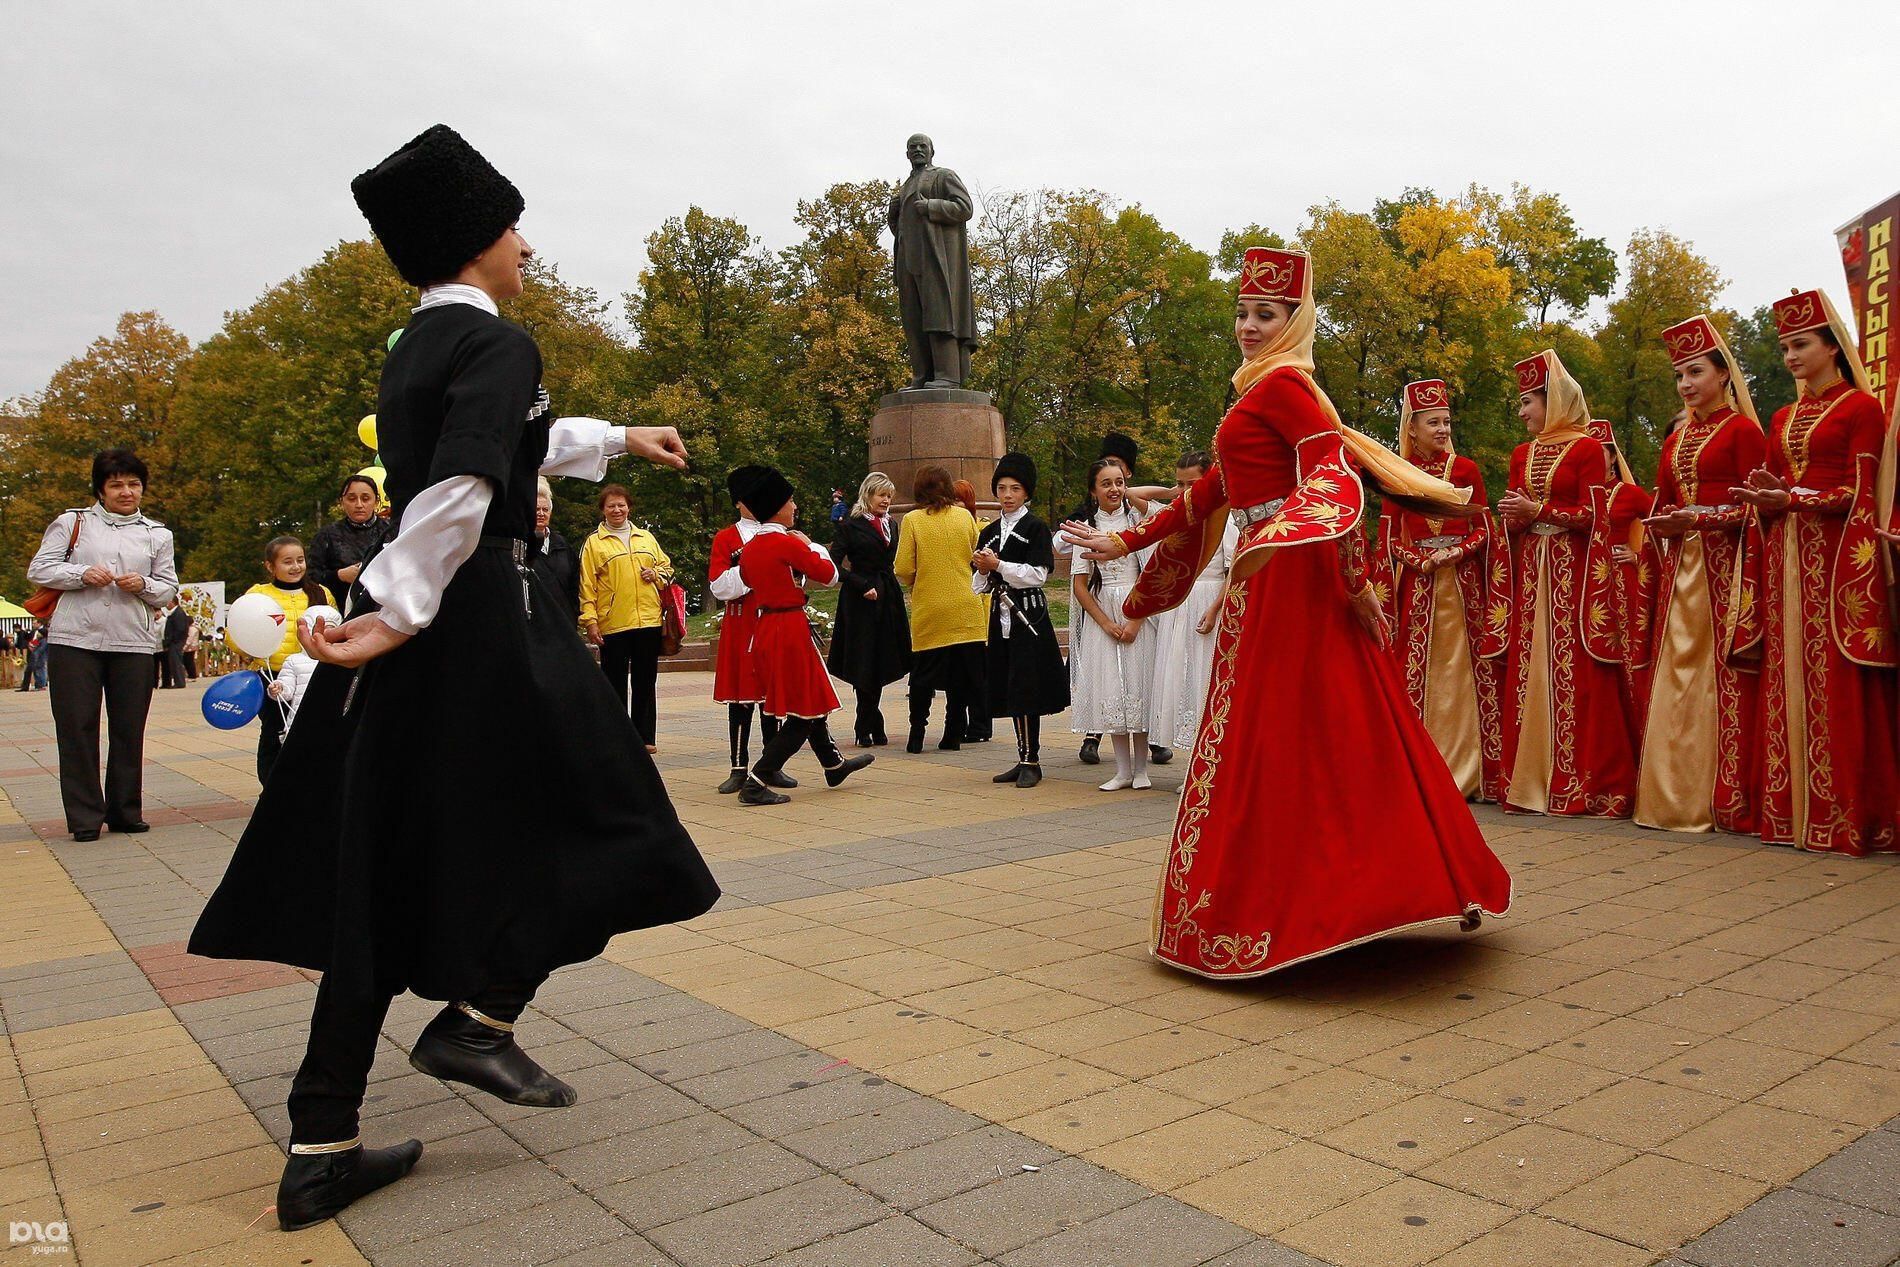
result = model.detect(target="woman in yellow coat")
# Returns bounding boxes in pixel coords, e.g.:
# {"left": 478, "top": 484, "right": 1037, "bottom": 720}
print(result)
{"left": 895, "top": 464, "right": 986, "bottom": 751}
{"left": 579, "top": 483, "right": 673, "bottom": 750}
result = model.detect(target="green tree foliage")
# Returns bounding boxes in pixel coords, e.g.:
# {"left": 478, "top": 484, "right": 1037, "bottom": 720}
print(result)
{"left": 0, "top": 312, "right": 190, "bottom": 596}
{"left": 4, "top": 180, "right": 1762, "bottom": 605}
{"left": 1731, "top": 303, "right": 1798, "bottom": 423}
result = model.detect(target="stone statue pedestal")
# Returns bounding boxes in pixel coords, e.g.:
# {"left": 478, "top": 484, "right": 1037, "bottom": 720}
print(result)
{"left": 868, "top": 388, "right": 1005, "bottom": 514}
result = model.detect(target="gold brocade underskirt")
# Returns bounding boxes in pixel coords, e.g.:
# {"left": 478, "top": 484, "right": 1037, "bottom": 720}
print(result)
{"left": 1423, "top": 569, "right": 1482, "bottom": 798}
{"left": 1635, "top": 534, "right": 1720, "bottom": 831}
{"left": 1507, "top": 553, "right": 1555, "bottom": 813}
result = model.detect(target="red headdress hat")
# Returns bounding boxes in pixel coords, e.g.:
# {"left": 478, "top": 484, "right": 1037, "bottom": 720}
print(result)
{"left": 1772, "top": 289, "right": 1829, "bottom": 337}
{"left": 1661, "top": 315, "right": 1721, "bottom": 367}
{"left": 1237, "top": 247, "right": 1307, "bottom": 305}
{"left": 1515, "top": 353, "right": 1550, "bottom": 393}
{"left": 1403, "top": 379, "right": 1450, "bottom": 413}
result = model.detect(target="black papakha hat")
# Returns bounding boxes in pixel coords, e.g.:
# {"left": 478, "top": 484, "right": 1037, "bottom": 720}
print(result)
{"left": 351, "top": 125, "right": 525, "bottom": 286}
{"left": 993, "top": 452, "right": 1037, "bottom": 499}
{"left": 726, "top": 465, "right": 770, "bottom": 508}
{"left": 1099, "top": 431, "right": 1138, "bottom": 470}
{"left": 733, "top": 466, "right": 795, "bottom": 521}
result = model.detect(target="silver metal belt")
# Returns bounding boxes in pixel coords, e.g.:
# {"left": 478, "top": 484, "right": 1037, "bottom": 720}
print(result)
{"left": 1230, "top": 497, "right": 1288, "bottom": 530}
{"left": 1416, "top": 534, "right": 1460, "bottom": 549}
{"left": 1529, "top": 523, "right": 1565, "bottom": 536}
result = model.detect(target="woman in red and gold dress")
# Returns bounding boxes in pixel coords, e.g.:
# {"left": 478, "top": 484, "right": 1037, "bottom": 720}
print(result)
{"left": 1374, "top": 379, "right": 1511, "bottom": 802}
{"left": 1733, "top": 290, "right": 1897, "bottom": 855}
{"left": 1062, "top": 248, "right": 1512, "bottom": 980}
{"left": 1632, "top": 316, "right": 1766, "bottom": 834}
{"left": 1580, "top": 418, "right": 1660, "bottom": 741}
{"left": 1497, "top": 352, "right": 1637, "bottom": 817}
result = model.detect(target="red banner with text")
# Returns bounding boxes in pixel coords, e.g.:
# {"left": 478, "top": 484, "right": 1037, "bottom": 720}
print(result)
{"left": 1836, "top": 192, "right": 1900, "bottom": 413}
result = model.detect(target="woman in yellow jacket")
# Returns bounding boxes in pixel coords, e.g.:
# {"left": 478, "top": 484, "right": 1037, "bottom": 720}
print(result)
{"left": 580, "top": 484, "right": 674, "bottom": 750}
{"left": 895, "top": 465, "right": 987, "bottom": 752}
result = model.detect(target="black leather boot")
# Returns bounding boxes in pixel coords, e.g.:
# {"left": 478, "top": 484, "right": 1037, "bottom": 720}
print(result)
{"left": 1149, "top": 745, "right": 1173, "bottom": 765}
{"left": 1016, "top": 763, "right": 1043, "bottom": 789}
{"left": 906, "top": 723, "right": 925, "bottom": 754}
{"left": 276, "top": 1139, "right": 422, "bottom": 1231}
{"left": 739, "top": 778, "right": 791, "bottom": 806}
{"left": 992, "top": 764, "right": 1023, "bottom": 784}
{"left": 716, "top": 767, "right": 747, "bottom": 794}
{"left": 825, "top": 754, "right": 874, "bottom": 788}
{"left": 409, "top": 1005, "right": 576, "bottom": 1108}
{"left": 1078, "top": 736, "right": 1100, "bottom": 765}
{"left": 761, "top": 769, "right": 798, "bottom": 789}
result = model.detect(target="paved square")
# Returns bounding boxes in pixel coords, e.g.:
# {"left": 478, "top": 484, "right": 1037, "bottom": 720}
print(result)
{"left": 1, "top": 678, "right": 1896, "bottom": 1265}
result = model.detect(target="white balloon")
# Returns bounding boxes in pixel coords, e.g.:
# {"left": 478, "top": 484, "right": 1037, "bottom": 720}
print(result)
{"left": 299, "top": 604, "right": 343, "bottom": 633}
{"left": 226, "top": 592, "right": 289, "bottom": 659}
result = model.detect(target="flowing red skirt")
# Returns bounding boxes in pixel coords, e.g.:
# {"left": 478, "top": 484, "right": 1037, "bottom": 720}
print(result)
{"left": 1153, "top": 541, "right": 1513, "bottom": 978}
{"left": 753, "top": 609, "right": 840, "bottom": 720}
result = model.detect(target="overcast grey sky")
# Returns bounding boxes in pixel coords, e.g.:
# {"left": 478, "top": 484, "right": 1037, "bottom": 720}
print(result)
{"left": 5, "top": 1, "right": 1896, "bottom": 400}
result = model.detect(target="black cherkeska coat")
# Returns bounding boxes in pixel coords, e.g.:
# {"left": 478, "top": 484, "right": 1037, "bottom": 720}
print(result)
{"left": 826, "top": 512, "right": 912, "bottom": 690}
{"left": 978, "top": 512, "right": 1070, "bottom": 718}
{"left": 189, "top": 302, "right": 718, "bottom": 1000}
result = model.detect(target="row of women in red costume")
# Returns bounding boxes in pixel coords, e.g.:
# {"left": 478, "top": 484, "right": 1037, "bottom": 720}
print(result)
{"left": 1373, "top": 292, "right": 1897, "bottom": 857}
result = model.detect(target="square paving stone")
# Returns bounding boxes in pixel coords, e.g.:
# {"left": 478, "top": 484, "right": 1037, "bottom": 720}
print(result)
{"left": 1676, "top": 1187, "right": 1900, "bottom": 1267}
{"left": 913, "top": 1155, "right": 1151, "bottom": 1257}
{"left": 1659, "top": 1102, "right": 1854, "bottom": 1185}
{"left": 998, "top": 1194, "right": 1252, "bottom": 1267}
{"left": 391, "top": 1193, "right": 632, "bottom": 1266}
{"left": 1539, "top": 1153, "right": 1768, "bottom": 1251}
{"left": 1173, "top": 1141, "right": 1394, "bottom": 1235}
{"left": 340, "top": 1156, "right": 575, "bottom": 1249}
{"left": 596, "top": 1138, "right": 820, "bottom": 1228}
{"left": 1790, "top": 1124, "right": 1900, "bottom": 1216}
{"left": 647, "top": 1173, "right": 888, "bottom": 1265}
{"left": 1276, "top": 1176, "right": 1515, "bottom": 1267}
{"left": 548, "top": 1112, "right": 758, "bottom": 1191}
{"left": 842, "top": 1126, "right": 1063, "bottom": 1211}
{"left": 1418, "top": 1122, "right": 1635, "bottom": 1210}
{"left": 761, "top": 1216, "right": 981, "bottom": 1267}
{"left": 778, "top": 1095, "right": 984, "bottom": 1170}
{"left": 1427, "top": 1213, "right": 1654, "bottom": 1267}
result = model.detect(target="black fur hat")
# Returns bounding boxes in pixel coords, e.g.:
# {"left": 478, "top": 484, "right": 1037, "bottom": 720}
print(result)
{"left": 992, "top": 451, "right": 1037, "bottom": 499}
{"left": 1099, "top": 431, "right": 1139, "bottom": 471}
{"left": 726, "top": 465, "right": 769, "bottom": 508}
{"left": 732, "top": 466, "right": 795, "bottom": 521}
{"left": 351, "top": 125, "right": 525, "bottom": 286}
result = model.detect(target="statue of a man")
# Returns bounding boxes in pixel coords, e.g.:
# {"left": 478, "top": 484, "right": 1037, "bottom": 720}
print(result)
{"left": 888, "top": 134, "right": 976, "bottom": 389}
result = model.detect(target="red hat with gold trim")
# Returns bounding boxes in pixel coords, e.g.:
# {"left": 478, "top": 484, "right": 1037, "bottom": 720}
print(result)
{"left": 1773, "top": 289, "right": 1829, "bottom": 337}
{"left": 1514, "top": 352, "right": 1550, "bottom": 392}
{"left": 1403, "top": 379, "right": 1451, "bottom": 413}
{"left": 1238, "top": 247, "right": 1307, "bottom": 304}
{"left": 1662, "top": 315, "right": 1723, "bottom": 367}
{"left": 1585, "top": 417, "right": 1616, "bottom": 448}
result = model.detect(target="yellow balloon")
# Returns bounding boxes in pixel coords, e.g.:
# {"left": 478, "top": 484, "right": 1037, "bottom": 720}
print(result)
{"left": 357, "top": 464, "right": 387, "bottom": 495}
{"left": 358, "top": 415, "right": 378, "bottom": 451}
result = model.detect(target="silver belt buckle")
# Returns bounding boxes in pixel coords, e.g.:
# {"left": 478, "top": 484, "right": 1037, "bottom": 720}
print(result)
{"left": 1230, "top": 497, "right": 1287, "bottom": 530}
{"left": 1416, "top": 534, "right": 1459, "bottom": 549}
{"left": 1529, "top": 523, "right": 1564, "bottom": 536}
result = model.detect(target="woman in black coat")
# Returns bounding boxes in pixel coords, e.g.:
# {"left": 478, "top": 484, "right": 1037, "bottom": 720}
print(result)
{"left": 826, "top": 472, "right": 911, "bottom": 745}
{"left": 531, "top": 476, "right": 581, "bottom": 626}
{"left": 306, "top": 474, "right": 393, "bottom": 608}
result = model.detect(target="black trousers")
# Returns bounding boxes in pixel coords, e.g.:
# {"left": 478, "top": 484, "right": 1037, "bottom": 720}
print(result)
{"left": 159, "top": 644, "right": 187, "bottom": 688}
{"left": 287, "top": 970, "right": 549, "bottom": 1146}
{"left": 601, "top": 626, "right": 662, "bottom": 745}
{"left": 727, "top": 703, "right": 780, "bottom": 768}
{"left": 47, "top": 645, "right": 154, "bottom": 833}
{"left": 850, "top": 683, "right": 885, "bottom": 742}
{"left": 752, "top": 715, "right": 841, "bottom": 779}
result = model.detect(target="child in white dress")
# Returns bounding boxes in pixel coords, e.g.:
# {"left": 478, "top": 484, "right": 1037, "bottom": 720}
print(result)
{"left": 1068, "top": 459, "right": 1158, "bottom": 790}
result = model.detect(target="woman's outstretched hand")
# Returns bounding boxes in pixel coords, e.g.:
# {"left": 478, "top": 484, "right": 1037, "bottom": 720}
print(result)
{"left": 1060, "top": 522, "right": 1128, "bottom": 561}
{"left": 299, "top": 613, "right": 411, "bottom": 668}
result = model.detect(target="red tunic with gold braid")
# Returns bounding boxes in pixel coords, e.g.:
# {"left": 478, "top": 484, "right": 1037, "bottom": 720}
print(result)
{"left": 709, "top": 522, "right": 763, "bottom": 704}
{"left": 1633, "top": 408, "right": 1766, "bottom": 835}
{"left": 1501, "top": 433, "right": 1637, "bottom": 817}
{"left": 1758, "top": 381, "right": 1898, "bottom": 854}
{"left": 1112, "top": 367, "right": 1512, "bottom": 979}
{"left": 1582, "top": 479, "right": 1660, "bottom": 737}
{"left": 1373, "top": 454, "right": 1509, "bottom": 802}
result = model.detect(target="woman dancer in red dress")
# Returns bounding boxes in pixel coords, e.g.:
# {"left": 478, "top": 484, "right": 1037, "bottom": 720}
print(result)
{"left": 1373, "top": 378, "right": 1510, "bottom": 802}
{"left": 1063, "top": 247, "right": 1511, "bottom": 979}
{"left": 1633, "top": 316, "right": 1766, "bottom": 834}
{"left": 1734, "top": 289, "right": 1897, "bottom": 854}
{"left": 1497, "top": 351, "right": 1637, "bottom": 817}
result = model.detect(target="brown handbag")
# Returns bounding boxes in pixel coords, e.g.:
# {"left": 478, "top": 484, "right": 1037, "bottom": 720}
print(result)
{"left": 658, "top": 582, "right": 687, "bottom": 657}
{"left": 21, "top": 510, "right": 83, "bottom": 621}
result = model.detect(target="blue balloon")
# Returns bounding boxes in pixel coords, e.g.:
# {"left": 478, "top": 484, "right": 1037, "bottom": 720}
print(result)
{"left": 201, "top": 671, "right": 266, "bottom": 729}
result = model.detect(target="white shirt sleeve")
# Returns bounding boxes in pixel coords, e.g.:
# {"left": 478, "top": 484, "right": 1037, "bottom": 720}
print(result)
{"left": 540, "top": 419, "right": 628, "bottom": 481}
{"left": 358, "top": 475, "right": 493, "bottom": 636}
{"left": 998, "top": 561, "right": 1048, "bottom": 589}
{"left": 708, "top": 566, "right": 750, "bottom": 602}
